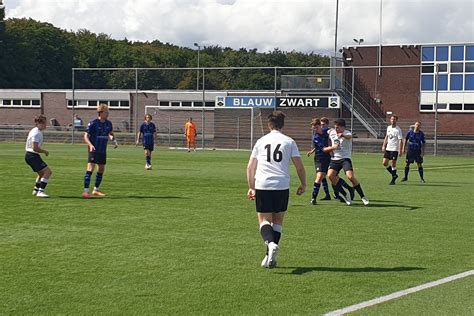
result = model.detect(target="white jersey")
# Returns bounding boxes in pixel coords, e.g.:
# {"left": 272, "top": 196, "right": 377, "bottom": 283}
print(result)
{"left": 329, "top": 129, "right": 352, "bottom": 160}
{"left": 385, "top": 125, "right": 403, "bottom": 151}
{"left": 251, "top": 130, "right": 301, "bottom": 190}
{"left": 25, "top": 127, "right": 43, "bottom": 153}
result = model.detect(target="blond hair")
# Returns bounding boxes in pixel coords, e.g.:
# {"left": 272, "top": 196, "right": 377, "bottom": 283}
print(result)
{"left": 97, "top": 103, "right": 109, "bottom": 113}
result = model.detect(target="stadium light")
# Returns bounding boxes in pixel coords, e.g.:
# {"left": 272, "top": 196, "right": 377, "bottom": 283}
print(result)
{"left": 194, "top": 43, "right": 201, "bottom": 90}
{"left": 353, "top": 38, "right": 364, "bottom": 45}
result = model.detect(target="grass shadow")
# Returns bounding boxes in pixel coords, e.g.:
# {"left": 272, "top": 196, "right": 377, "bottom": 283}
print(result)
{"left": 57, "top": 195, "right": 187, "bottom": 200}
{"left": 278, "top": 266, "right": 425, "bottom": 275}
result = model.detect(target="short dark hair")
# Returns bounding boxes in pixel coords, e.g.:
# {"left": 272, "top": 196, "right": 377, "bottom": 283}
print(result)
{"left": 390, "top": 114, "right": 398, "bottom": 120}
{"left": 268, "top": 111, "right": 285, "bottom": 129}
{"left": 334, "top": 118, "right": 346, "bottom": 127}
{"left": 145, "top": 114, "right": 152, "bottom": 120}
{"left": 311, "top": 118, "right": 321, "bottom": 126}
{"left": 34, "top": 115, "right": 47, "bottom": 124}
{"left": 320, "top": 117, "right": 329, "bottom": 124}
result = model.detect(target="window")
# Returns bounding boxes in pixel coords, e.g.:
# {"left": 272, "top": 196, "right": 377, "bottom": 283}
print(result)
{"left": 99, "top": 100, "right": 109, "bottom": 105}
{"left": 449, "top": 103, "right": 462, "bottom": 110}
{"left": 450, "top": 74, "right": 463, "bottom": 90}
{"left": 421, "top": 75, "right": 434, "bottom": 90}
{"left": 420, "top": 104, "right": 433, "bottom": 111}
{"left": 436, "top": 46, "right": 448, "bottom": 61}
{"left": 437, "top": 74, "right": 448, "bottom": 90}
{"left": 464, "top": 104, "right": 474, "bottom": 110}
{"left": 436, "top": 103, "right": 447, "bottom": 110}
{"left": 438, "top": 64, "right": 448, "bottom": 72}
{"left": 32, "top": 100, "right": 41, "bottom": 106}
{"left": 466, "top": 46, "right": 474, "bottom": 60}
{"left": 3, "top": 99, "right": 11, "bottom": 105}
{"left": 88, "top": 100, "right": 97, "bottom": 107}
{"left": 109, "top": 100, "right": 119, "bottom": 107}
{"left": 465, "top": 74, "right": 474, "bottom": 90}
{"left": 451, "top": 46, "right": 464, "bottom": 61}
{"left": 120, "top": 100, "right": 129, "bottom": 107}
{"left": 67, "top": 99, "right": 129, "bottom": 108}
{"left": 22, "top": 100, "right": 31, "bottom": 106}
{"left": 205, "top": 102, "right": 215, "bottom": 107}
{"left": 450, "top": 63, "right": 463, "bottom": 73}
{"left": 13, "top": 100, "right": 21, "bottom": 106}
{"left": 422, "top": 46, "right": 434, "bottom": 61}
{"left": 422, "top": 64, "right": 434, "bottom": 73}
{"left": 159, "top": 101, "right": 169, "bottom": 106}
{"left": 182, "top": 102, "right": 192, "bottom": 107}
{"left": 465, "top": 63, "right": 474, "bottom": 73}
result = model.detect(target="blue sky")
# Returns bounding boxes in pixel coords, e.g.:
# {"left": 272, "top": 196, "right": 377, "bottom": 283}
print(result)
{"left": 4, "top": 0, "right": 474, "bottom": 55}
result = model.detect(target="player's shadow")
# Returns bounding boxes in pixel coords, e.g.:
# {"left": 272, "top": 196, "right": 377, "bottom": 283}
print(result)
{"left": 57, "top": 195, "right": 187, "bottom": 200}
{"left": 402, "top": 183, "right": 461, "bottom": 187}
{"left": 279, "top": 266, "right": 425, "bottom": 275}
{"left": 363, "top": 200, "right": 421, "bottom": 211}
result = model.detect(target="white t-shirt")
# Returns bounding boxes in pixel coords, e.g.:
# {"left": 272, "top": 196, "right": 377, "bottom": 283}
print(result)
{"left": 25, "top": 127, "right": 43, "bottom": 153}
{"left": 329, "top": 129, "right": 352, "bottom": 160}
{"left": 385, "top": 125, "right": 403, "bottom": 151}
{"left": 251, "top": 130, "right": 301, "bottom": 190}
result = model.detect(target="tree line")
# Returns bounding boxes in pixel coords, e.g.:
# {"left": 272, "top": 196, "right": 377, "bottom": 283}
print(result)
{"left": 0, "top": 18, "right": 330, "bottom": 90}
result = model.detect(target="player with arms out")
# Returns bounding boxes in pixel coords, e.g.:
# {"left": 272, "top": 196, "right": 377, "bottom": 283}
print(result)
{"left": 136, "top": 114, "right": 157, "bottom": 170}
{"left": 184, "top": 117, "right": 197, "bottom": 152}
{"left": 401, "top": 121, "right": 426, "bottom": 183}
{"left": 247, "top": 111, "right": 306, "bottom": 269}
{"left": 82, "top": 104, "right": 118, "bottom": 198}
{"left": 25, "top": 115, "right": 52, "bottom": 198}
{"left": 326, "top": 119, "right": 368, "bottom": 206}
{"left": 382, "top": 114, "right": 403, "bottom": 185}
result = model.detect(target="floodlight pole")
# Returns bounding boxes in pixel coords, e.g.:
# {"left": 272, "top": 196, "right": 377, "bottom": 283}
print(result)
{"left": 194, "top": 43, "right": 201, "bottom": 90}
{"left": 434, "top": 64, "right": 439, "bottom": 156}
{"left": 71, "top": 69, "right": 75, "bottom": 144}
{"left": 334, "top": 0, "right": 339, "bottom": 58}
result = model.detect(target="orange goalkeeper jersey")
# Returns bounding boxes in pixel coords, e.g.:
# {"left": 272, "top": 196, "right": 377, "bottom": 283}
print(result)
{"left": 184, "top": 122, "right": 197, "bottom": 138}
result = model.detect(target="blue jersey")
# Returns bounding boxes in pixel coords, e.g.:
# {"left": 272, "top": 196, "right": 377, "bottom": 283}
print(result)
{"left": 86, "top": 119, "right": 113, "bottom": 153}
{"left": 140, "top": 122, "right": 156, "bottom": 146}
{"left": 312, "top": 127, "right": 331, "bottom": 161}
{"left": 405, "top": 129, "right": 425, "bottom": 152}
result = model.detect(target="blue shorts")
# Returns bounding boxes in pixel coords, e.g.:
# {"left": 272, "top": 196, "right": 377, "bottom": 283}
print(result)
{"left": 88, "top": 151, "right": 107, "bottom": 165}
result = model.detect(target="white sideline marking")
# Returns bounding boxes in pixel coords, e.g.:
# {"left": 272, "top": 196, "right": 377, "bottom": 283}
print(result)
{"left": 324, "top": 270, "right": 474, "bottom": 316}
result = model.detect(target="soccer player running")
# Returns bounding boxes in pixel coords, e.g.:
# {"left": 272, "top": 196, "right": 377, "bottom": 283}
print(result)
{"left": 326, "top": 119, "right": 369, "bottom": 206}
{"left": 382, "top": 114, "right": 403, "bottom": 185}
{"left": 82, "top": 104, "right": 118, "bottom": 198}
{"left": 247, "top": 111, "right": 306, "bottom": 269}
{"left": 25, "top": 115, "right": 52, "bottom": 198}
{"left": 401, "top": 121, "right": 426, "bottom": 183}
{"left": 136, "top": 114, "right": 157, "bottom": 170}
{"left": 184, "top": 117, "right": 197, "bottom": 152}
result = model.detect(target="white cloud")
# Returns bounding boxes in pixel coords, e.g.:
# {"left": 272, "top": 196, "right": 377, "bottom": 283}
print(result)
{"left": 5, "top": 0, "right": 474, "bottom": 54}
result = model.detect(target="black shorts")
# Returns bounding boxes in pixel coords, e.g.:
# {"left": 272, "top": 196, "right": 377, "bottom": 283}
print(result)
{"left": 143, "top": 144, "right": 154, "bottom": 151}
{"left": 314, "top": 158, "right": 330, "bottom": 174}
{"left": 329, "top": 158, "right": 353, "bottom": 174}
{"left": 406, "top": 151, "right": 423, "bottom": 164}
{"left": 88, "top": 151, "right": 107, "bottom": 165}
{"left": 25, "top": 152, "right": 48, "bottom": 172}
{"left": 384, "top": 150, "right": 399, "bottom": 161}
{"left": 255, "top": 189, "right": 289, "bottom": 213}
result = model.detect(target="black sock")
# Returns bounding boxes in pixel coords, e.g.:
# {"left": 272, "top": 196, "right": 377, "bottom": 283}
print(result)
{"left": 35, "top": 181, "right": 41, "bottom": 190}
{"left": 273, "top": 231, "right": 281, "bottom": 244}
{"left": 260, "top": 224, "right": 274, "bottom": 244}
{"left": 386, "top": 166, "right": 393, "bottom": 175}
{"left": 312, "top": 182, "right": 321, "bottom": 198}
{"left": 404, "top": 166, "right": 409, "bottom": 179}
{"left": 354, "top": 184, "right": 365, "bottom": 198}
{"left": 392, "top": 168, "right": 397, "bottom": 178}
{"left": 321, "top": 178, "right": 330, "bottom": 196}
{"left": 418, "top": 167, "right": 424, "bottom": 179}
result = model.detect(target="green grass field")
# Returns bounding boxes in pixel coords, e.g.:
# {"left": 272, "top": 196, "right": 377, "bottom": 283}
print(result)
{"left": 0, "top": 143, "right": 473, "bottom": 314}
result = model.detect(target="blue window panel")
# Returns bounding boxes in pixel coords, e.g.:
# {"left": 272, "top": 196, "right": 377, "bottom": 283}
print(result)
{"left": 422, "top": 46, "right": 434, "bottom": 61}
{"left": 465, "top": 74, "right": 474, "bottom": 90}
{"left": 451, "top": 46, "right": 464, "bottom": 61}
{"left": 421, "top": 75, "right": 434, "bottom": 90}
{"left": 450, "top": 74, "right": 463, "bottom": 90}
{"left": 466, "top": 46, "right": 474, "bottom": 60}
{"left": 436, "top": 46, "right": 449, "bottom": 61}
{"left": 437, "top": 74, "right": 448, "bottom": 90}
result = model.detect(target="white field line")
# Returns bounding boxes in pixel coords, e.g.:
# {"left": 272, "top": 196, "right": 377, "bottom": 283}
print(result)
{"left": 324, "top": 270, "right": 474, "bottom": 316}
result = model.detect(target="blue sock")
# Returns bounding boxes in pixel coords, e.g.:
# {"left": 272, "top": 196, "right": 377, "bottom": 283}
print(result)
{"left": 95, "top": 172, "right": 103, "bottom": 189}
{"left": 418, "top": 167, "right": 424, "bottom": 179}
{"left": 84, "top": 171, "right": 92, "bottom": 190}
{"left": 146, "top": 156, "right": 151, "bottom": 165}
{"left": 322, "top": 178, "right": 330, "bottom": 196}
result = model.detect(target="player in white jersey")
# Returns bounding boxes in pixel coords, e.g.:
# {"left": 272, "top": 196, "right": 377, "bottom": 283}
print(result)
{"left": 247, "top": 111, "right": 306, "bottom": 268}
{"left": 382, "top": 115, "right": 403, "bottom": 185}
{"left": 325, "top": 119, "right": 369, "bottom": 206}
{"left": 24, "top": 115, "right": 52, "bottom": 198}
